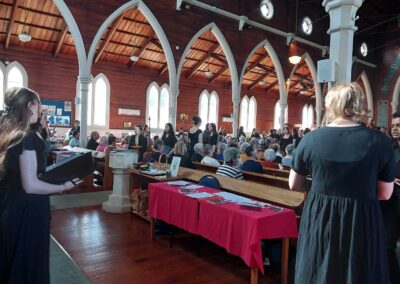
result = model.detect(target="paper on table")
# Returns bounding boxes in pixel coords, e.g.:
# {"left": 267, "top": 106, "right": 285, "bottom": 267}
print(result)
{"left": 186, "top": 192, "right": 214, "bottom": 199}
{"left": 180, "top": 184, "right": 204, "bottom": 190}
{"left": 166, "top": 180, "right": 191, "bottom": 186}
{"left": 214, "top": 192, "right": 256, "bottom": 204}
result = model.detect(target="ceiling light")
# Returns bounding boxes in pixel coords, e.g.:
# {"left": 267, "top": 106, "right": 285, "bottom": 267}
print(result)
{"left": 260, "top": 0, "right": 274, "bottom": 20}
{"left": 205, "top": 68, "right": 213, "bottom": 78}
{"left": 18, "top": 31, "right": 31, "bottom": 42}
{"left": 302, "top": 17, "right": 313, "bottom": 35}
{"left": 289, "top": 55, "right": 301, "bottom": 64}
{"left": 360, "top": 42, "right": 368, "bottom": 57}
{"left": 130, "top": 55, "right": 139, "bottom": 62}
{"left": 258, "top": 80, "right": 265, "bottom": 85}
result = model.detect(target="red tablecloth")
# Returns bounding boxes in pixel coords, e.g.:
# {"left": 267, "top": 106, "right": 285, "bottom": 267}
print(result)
{"left": 148, "top": 182, "right": 298, "bottom": 273}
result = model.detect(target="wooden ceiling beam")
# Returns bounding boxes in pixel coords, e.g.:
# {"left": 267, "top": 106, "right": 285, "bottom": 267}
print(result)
{"left": 255, "top": 63, "right": 276, "bottom": 73}
{"left": 5, "top": 0, "right": 21, "bottom": 49}
{"left": 159, "top": 64, "right": 168, "bottom": 75}
{"left": 149, "top": 38, "right": 162, "bottom": 50}
{"left": 209, "top": 65, "right": 229, "bottom": 83}
{"left": 248, "top": 73, "right": 274, "bottom": 90}
{"left": 18, "top": 5, "right": 63, "bottom": 19}
{"left": 264, "top": 80, "right": 279, "bottom": 92}
{"left": 185, "top": 43, "right": 219, "bottom": 80}
{"left": 209, "top": 53, "right": 226, "bottom": 64}
{"left": 54, "top": 23, "right": 68, "bottom": 57}
{"left": 127, "top": 34, "right": 154, "bottom": 68}
{"left": 244, "top": 52, "right": 270, "bottom": 76}
{"left": 94, "top": 13, "right": 125, "bottom": 63}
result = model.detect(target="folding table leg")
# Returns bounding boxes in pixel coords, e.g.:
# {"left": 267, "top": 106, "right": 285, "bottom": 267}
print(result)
{"left": 281, "top": 238, "right": 289, "bottom": 284}
{"left": 150, "top": 217, "right": 155, "bottom": 240}
{"left": 250, "top": 267, "right": 258, "bottom": 284}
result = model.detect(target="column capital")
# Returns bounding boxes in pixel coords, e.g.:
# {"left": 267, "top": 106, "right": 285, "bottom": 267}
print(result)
{"left": 323, "top": 0, "right": 363, "bottom": 11}
{"left": 78, "top": 75, "right": 92, "bottom": 84}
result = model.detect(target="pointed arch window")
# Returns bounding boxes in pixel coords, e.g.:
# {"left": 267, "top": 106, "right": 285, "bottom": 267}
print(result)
{"left": 240, "top": 96, "right": 257, "bottom": 133}
{"left": 1, "top": 61, "right": 28, "bottom": 110}
{"left": 302, "top": 104, "right": 314, "bottom": 129}
{"left": 87, "top": 74, "right": 110, "bottom": 128}
{"left": 146, "top": 82, "right": 171, "bottom": 135}
{"left": 198, "top": 90, "right": 219, "bottom": 125}
{"left": 274, "top": 100, "right": 288, "bottom": 129}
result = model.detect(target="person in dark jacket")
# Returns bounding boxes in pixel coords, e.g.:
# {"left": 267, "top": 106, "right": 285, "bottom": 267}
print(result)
{"left": 128, "top": 124, "right": 148, "bottom": 161}
{"left": 86, "top": 131, "right": 100, "bottom": 150}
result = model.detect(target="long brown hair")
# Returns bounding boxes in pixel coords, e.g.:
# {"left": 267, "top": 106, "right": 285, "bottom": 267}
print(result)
{"left": 0, "top": 87, "right": 41, "bottom": 178}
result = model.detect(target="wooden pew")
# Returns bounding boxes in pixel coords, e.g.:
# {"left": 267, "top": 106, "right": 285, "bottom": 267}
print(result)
{"left": 192, "top": 161, "right": 290, "bottom": 189}
{"left": 262, "top": 167, "right": 290, "bottom": 178}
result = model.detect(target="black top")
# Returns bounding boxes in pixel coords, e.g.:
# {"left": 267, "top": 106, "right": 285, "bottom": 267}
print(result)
{"left": 162, "top": 133, "right": 177, "bottom": 148}
{"left": 0, "top": 132, "right": 50, "bottom": 283}
{"left": 241, "top": 159, "right": 263, "bottom": 173}
{"left": 293, "top": 126, "right": 395, "bottom": 283}
{"left": 86, "top": 137, "right": 99, "bottom": 151}
{"left": 191, "top": 153, "right": 204, "bottom": 163}
{"left": 280, "top": 135, "right": 293, "bottom": 151}
{"left": 170, "top": 154, "right": 194, "bottom": 169}
{"left": 207, "top": 132, "right": 218, "bottom": 146}
{"left": 188, "top": 129, "right": 202, "bottom": 146}
{"left": 128, "top": 134, "right": 148, "bottom": 160}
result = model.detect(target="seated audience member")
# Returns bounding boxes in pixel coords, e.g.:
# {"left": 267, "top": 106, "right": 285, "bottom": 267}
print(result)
{"left": 216, "top": 143, "right": 227, "bottom": 161}
{"left": 191, "top": 143, "right": 204, "bottom": 162}
{"left": 258, "top": 138, "right": 267, "bottom": 150}
{"left": 281, "top": 144, "right": 295, "bottom": 167}
{"left": 262, "top": 149, "right": 280, "bottom": 169}
{"left": 239, "top": 142, "right": 251, "bottom": 164}
{"left": 96, "top": 136, "right": 108, "bottom": 152}
{"left": 171, "top": 140, "right": 194, "bottom": 169}
{"left": 268, "top": 143, "right": 282, "bottom": 163}
{"left": 152, "top": 139, "right": 167, "bottom": 163}
{"left": 201, "top": 144, "right": 220, "bottom": 167}
{"left": 216, "top": 147, "right": 243, "bottom": 180}
{"left": 86, "top": 131, "right": 100, "bottom": 150}
{"left": 241, "top": 145, "right": 263, "bottom": 173}
{"left": 107, "top": 134, "right": 117, "bottom": 149}
{"left": 69, "top": 130, "right": 80, "bottom": 147}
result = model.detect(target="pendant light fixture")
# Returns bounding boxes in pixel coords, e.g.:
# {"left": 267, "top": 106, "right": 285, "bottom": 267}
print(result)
{"left": 18, "top": 7, "right": 31, "bottom": 43}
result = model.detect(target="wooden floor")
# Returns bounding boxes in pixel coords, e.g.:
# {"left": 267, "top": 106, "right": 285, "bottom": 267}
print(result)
{"left": 51, "top": 206, "right": 286, "bottom": 284}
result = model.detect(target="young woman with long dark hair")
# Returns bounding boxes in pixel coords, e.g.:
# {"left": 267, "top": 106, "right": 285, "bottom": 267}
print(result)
{"left": 161, "top": 123, "right": 177, "bottom": 157}
{"left": 0, "top": 87, "right": 78, "bottom": 283}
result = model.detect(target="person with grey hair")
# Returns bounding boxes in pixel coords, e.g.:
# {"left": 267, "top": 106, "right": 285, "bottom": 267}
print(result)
{"left": 241, "top": 145, "right": 263, "bottom": 173}
{"left": 201, "top": 144, "right": 220, "bottom": 167}
{"left": 191, "top": 143, "right": 204, "bottom": 162}
{"left": 216, "top": 147, "right": 243, "bottom": 179}
{"left": 261, "top": 149, "right": 280, "bottom": 169}
{"left": 215, "top": 143, "right": 227, "bottom": 161}
{"left": 86, "top": 131, "right": 99, "bottom": 150}
{"left": 282, "top": 144, "right": 295, "bottom": 167}
{"left": 96, "top": 135, "right": 108, "bottom": 152}
{"left": 239, "top": 142, "right": 251, "bottom": 164}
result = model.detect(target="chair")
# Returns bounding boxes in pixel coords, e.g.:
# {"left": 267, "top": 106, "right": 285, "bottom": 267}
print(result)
{"left": 198, "top": 175, "right": 220, "bottom": 189}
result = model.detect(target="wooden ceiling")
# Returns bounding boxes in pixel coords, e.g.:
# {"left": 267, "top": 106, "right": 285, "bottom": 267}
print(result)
{"left": 287, "top": 60, "right": 315, "bottom": 97}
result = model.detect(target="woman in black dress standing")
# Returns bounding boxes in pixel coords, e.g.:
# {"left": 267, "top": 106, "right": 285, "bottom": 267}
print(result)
{"left": 280, "top": 126, "right": 293, "bottom": 152}
{"left": 290, "top": 83, "right": 395, "bottom": 284}
{"left": 0, "top": 87, "right": 77, "bottom": 283}
{"left": 207, "top": 123, "right": 218, "bottom": 147}
{"left": 161, "top": 123, "right": 177, "bottom": 157}
{"left": 188, "top": 116, "right": 202, "bottom": 159}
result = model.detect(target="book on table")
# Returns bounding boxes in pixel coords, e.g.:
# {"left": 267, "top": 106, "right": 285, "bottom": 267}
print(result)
{"left": 40, "top": 151, "right": 94, "bottom": 184}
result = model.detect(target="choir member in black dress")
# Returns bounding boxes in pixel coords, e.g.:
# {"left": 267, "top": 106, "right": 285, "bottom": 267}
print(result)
{"left": 207, "top": 123, "right": 218, "bottom": 146}
{"left": 237, "top": 126, "right": 246, "bottom": 138}
{"left": 0, "top": 87, "right": 78, "bottom": 284}
{"left": 188, "top": 116, "right": 203, "bottom": 159}
{"left": 279, "top": 126, "right": 293, "bottom": 152}
{"left": 290, "top": 83, "right": 395, "bottom": 284}
{"left": 161, "top": 123, "right": 177, "bottom": 157}
{"left": 128, "top": 124, "right": 148, "bottom": 161}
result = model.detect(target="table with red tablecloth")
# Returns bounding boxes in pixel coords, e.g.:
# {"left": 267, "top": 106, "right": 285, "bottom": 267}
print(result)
{"left": 148, "top": 182, "right": 298, "bottom": 284}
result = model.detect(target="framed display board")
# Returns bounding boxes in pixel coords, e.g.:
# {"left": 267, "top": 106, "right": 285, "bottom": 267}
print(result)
{"left": 41, "top": 99, "right": 72, "bottom": 127}
{"left": 376, "top": 100, "right": 389, "bottom": 128}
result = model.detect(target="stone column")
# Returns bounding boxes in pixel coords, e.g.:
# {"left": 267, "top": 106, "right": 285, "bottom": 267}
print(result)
{"left": 316, "top": 105, "right": 323, "bottom": 127}
{"left": 77, "top": 76, "right": 91, "bottom": 148}
{"left": 102, "top": 168, "right": 132, "bottom": 213}
{"left": 322, "top": 0, "right": 364, "bottom": 83}
{"left": 280, "top": 102, "right": 287, "bottom": 129}
{"left": 169, "top": 87, "right": 179, "bottom": 130}
{"left": 232, "top": 98, "right": 239, "bottom": 137}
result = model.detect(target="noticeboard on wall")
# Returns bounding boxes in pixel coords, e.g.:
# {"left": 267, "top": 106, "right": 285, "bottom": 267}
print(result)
{"left": 41, "top": 99, "right": 72, "bottom": 127}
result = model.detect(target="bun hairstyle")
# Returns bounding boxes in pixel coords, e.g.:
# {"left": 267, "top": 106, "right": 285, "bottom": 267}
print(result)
{"left": 0, "top": 87, "right": 41, "bottom": 178}
{"left": 192, "top": 115, "right": 202, "bottom": 126}
{"left": 323, "top": 83, "right": 369, "bottom": 125}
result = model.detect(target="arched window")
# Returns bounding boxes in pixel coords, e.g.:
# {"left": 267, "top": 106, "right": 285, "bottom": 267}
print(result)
{"left": 240, "top": 96, "right": 257, "bottom": 133}
{"left": 198, "top": 90, "right": 219, "bottom": 125}
{"left": 274, "top": 100, "right": 288, "bottom": 129}
{"left": 146, "top": 82, "right": 171, "bottom": 135}
{"left": 87, "top": 74, "right": 110, "bottom": 128}
{"left": 302, "top": 104, "right": 314, "bottom": 129}
{"left": 1, "top": 61, "right": 28, "bottom": 110}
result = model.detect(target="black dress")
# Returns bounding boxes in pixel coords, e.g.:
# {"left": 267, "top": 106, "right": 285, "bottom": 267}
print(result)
{"left": 293, "top": 126, "right": 395, "bottom": 284}
{"left": 207, "top": 132, "right": 218, "bottom": 146}
{"left": 188, "top": 129, "right": 202, "bottom": 158}
{"left": 0, "top": 132, "right": 50, "bottom": 284}
{"left": 280, "top": 134, "right": 293, "bottom": 152}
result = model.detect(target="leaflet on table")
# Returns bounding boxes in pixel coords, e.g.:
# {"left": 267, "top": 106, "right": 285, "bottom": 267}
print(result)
{"left": 214, "top": 192, "right": 257, "bottom": 204}
{"left": 166, "top": 180, "right": 191, "bottom": 186}
{"left": 180, "top": 184, "right": 204, "bottom": 190}
{"left": 186, "top": 192, "right": 214, "bottom": 199}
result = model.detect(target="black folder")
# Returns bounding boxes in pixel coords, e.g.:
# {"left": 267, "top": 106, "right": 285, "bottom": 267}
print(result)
{"left": 40, "top": 151, "right": 94, "bottom": 184}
